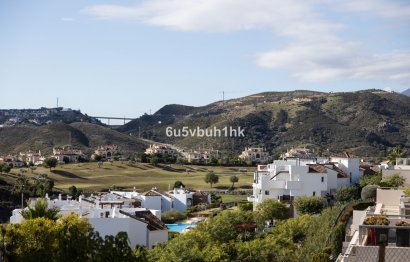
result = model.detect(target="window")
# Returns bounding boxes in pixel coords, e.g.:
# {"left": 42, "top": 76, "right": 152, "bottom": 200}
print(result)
{"left": 313, "top": 192, "right": 316, "bottom": 196}
{"left": 321, "top": 177, "right": 324, "bottom": 183}
{"left": 265, "top": 190, "right": 269, "bottom": 195}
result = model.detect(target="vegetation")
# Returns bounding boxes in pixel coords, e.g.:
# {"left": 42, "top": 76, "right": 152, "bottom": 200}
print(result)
{"left": 204, "top": 171, "right": 219, "bottom": 188}
{"left": 161, "top": 210, "right": 185, "bottom": 224}
{"left": 294, "top": 196, "right": 326, "bottom": 215}
{"left": 361, "top": 185, "right": 378, "bottom": 201}
{"left": 334, "top": 185, "right": 360, "bottom": 203}
{"left": 43, "top": 157, "right": 58, "bottom": 171}
{"left": 229, "top": 175, "right": 239, "bottom": 189}
{"left": 21, "top": 198, "right": 60, "bottom": 221}
{"left": 380, "top": 173, "right": 405, "bottom": 188}
{"left": 255, "top": 199, "right": 289, "bottom": 226}
{"left": 173, "top": 180, "right": 185, "bottom": 189}
{"left": 3, "top": 162, "right": 254, "bottom": 192}
{"left": 388, "top": 147, "right": 404, "bottom": 165}
{"left": 1, "top": 213, "right": 140, "bottom": 262}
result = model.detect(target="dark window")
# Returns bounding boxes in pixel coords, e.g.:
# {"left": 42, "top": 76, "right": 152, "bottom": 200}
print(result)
{"left": 321, "top": 177, "right": 324, "bottom": 183}
{"left": 313, "top": 192, "right": 316, "bottom": 196}
{"left": 265, "top": 190, "right": 269, "bottom": 195}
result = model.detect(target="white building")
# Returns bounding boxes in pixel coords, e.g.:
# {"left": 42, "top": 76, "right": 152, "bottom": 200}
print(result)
{"left": 10, "top": 195, "right": 168, "bottom": 249}
{"left": 52, "top": 146, "right": 84, "bottom": 163}
{"left": 19, "top": 150, "right": 44, "bottom": 165}
{"left": 186, "top": 148, "right": 221, "bottom": 164}
{"left": 111, "top": 187, "right": 206, "bottom": 213}
{"left": 145, "top": 144, "right": 179, "bottom": 156}
{"left": 249, "top": 157, "right": 363, "bottom": 209}
{"left": 93, "top": 145, "right": 119, "bottom": 160}
{"left": 239, "top": 147, "right": 271, "bottom": 163}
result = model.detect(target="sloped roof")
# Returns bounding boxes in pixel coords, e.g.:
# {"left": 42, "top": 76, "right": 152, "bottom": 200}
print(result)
{"left": 120, "top": 210, "right": 167, "bottom": 231}
{"left": 307, "top": 164, "right": 327, "bottom": 173}
{"left": 141, "top": 190, "right": 162, "bottom": 197}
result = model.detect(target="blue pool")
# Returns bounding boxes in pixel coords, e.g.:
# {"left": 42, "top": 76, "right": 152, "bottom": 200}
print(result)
{"left": 166, "top": 222, "right": 197, "bottom": 233}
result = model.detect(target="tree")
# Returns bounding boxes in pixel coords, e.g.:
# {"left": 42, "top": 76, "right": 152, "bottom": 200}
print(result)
{"left": 174, "top": 180, "right": 185, "bottom": 189}
{"left": 256, "top": 199, "right": 289, "bottom": 226}
{"left": 359, "top": 171, "right": 382, "bottom": 188}
{"left": 204, "top": 172, "right": 219, "bottom": 188}
{"left": 32, "top": 173, "right": 54, "bottom": 196}
{"left": 388, "top": 147, "right": 404, "bottom": 165}
{"left": 1, "top": 164, "right": 11, "bottom": 174}
{"left": 150, "top": 155, "right": 160, "bottom": 166}
{"left": 229, "top": 175, "right": 239, "bottom": 189}
{"left": 43, "top": 157, "right": 58, "bottom": 171}
{"left": 361, "top": 185, "right": 378, "bottom": 201}
{"left": 68, "top": 185, "right": 81, "bottom": 199}
{"left": 334, "top": 185, "right": 360, "bottom": 203}
{"left": 21, "top": 198, "right": 60, "bottom": 221}
{"left": 294, "top": 196, "right": 326, "bottom": 215}
{"left": 54, "top": 213, "right": 97, "bottom": 262}
{"left": 12, "top": 174, "right": 31, "bottom": 208}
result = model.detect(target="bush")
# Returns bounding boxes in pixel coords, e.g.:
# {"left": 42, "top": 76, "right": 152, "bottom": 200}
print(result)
{"left": 161, "top": 210, "right": 185, "bottom": 224}
{"left": 380, "top": 174, "right": 405, "bottom": 188}
{"left": 294, "top": 196, "right": 326, "bottom": 215}
{"left": 238, "top": 201, "right": 253, "bottom": 212}
{"left": 334, "top": 185, "right": 360, "bottom": 203}
{"left": 361, "top": 185, "right": 378, "bottom": 201}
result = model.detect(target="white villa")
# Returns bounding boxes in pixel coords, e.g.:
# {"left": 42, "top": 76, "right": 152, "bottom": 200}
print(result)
{"left": 19, "top": 150, "right": 45, "bottom": 165}
{"left": 10, "top": 195, "right": 168, "bottom": 249}
{"left": 249, "top": 157, "right": 363, "bottom": 209}
{"left": 112, "top": 187, "right": 204, "bottom": 213}
{"left": 337, "top": 188, "right": 410, "bottom": 261}
{"left": 186, "top": 148, "right": 221, "bottom": 164}
{"left": 239, "top": 147, "right": 271, "bottom": 163}
{"left": 93, "top": 144, "right": 119, "bottom": 160}
{"left": 52, "top": 146, "right": 84, "bottom": 163}
{"left": 145, "top": 144, "right": 179, "bottom": 156}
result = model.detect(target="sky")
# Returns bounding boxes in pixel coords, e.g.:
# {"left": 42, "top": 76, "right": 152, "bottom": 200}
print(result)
{"left": 1, "top": 0, "right": 409, "bottom": 122}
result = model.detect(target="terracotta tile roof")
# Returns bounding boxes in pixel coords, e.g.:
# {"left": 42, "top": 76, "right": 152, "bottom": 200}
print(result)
{"left": 307, "top": 164, "right": 327, "bottom": 173}
{"left": 160, "top": 191, "right": 176, "bottom": 200}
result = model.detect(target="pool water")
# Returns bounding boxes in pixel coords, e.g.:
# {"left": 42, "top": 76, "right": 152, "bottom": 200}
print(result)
{"left": 166, "top": 222, "right": 197, "bottom": 233}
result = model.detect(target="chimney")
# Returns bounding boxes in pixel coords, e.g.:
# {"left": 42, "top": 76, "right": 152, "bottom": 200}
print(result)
{"left": 58, "top": 194, "right": 62, "bottom": 201}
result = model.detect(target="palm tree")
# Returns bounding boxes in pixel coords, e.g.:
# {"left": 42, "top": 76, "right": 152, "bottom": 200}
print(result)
{"left": 21, "top": 198, "right": 60, "bottom": 221}
{"left": 388, "top": 147, "right": 404, "bottom": 165}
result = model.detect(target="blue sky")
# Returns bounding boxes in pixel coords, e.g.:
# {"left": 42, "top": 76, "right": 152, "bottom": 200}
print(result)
{"left": 1, "top": 0, "right": 409, "bottom": 122}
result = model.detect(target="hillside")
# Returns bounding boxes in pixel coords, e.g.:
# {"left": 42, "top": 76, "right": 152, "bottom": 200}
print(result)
{"left": 119, "top": 89, "right": 410, "bottom": 157}
{"left": 403, "top": 88, "right": 410, "bottom": 97}
{"left": 0, "top": 122, "right": 147, "bottom": 155}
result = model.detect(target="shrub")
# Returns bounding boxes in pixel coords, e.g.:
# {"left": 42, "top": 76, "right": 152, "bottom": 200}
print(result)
{"left": 363, "top": 216, "right": 389, "bottom": 225}
{"left": 161, "top": 210, "right": 185, "bottom": 224}
{"left": 334, "top": 185, "right": 360, "bottom": 203}
{"left": 361, "top": 185, "right": 378, "bottom": 201}
{"left": 294, "top": 196, "right": 326, "bottom": 215}
{"left": 238, "top": 202, "right": 253, "bottom": 212}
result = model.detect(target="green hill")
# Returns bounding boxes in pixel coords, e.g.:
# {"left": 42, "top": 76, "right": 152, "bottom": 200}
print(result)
{"left": 0, "top": 122, "right": 147, "bottom": 155}
{"left": 119, "top": 89, "right": 410, "bottom": 157}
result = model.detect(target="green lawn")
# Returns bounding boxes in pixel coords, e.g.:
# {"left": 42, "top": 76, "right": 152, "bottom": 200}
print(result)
{"left": 10, "top": 162, "right": 255, "bottom": 192}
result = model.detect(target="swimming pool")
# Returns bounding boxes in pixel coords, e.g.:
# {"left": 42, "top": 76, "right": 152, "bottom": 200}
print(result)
{"left": 166, "top": 222, "right": 197, "bottom": 233}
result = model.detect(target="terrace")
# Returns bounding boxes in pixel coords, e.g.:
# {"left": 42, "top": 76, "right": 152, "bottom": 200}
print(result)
{"left": 338, "top": 189, "right": 410, "bottom": 262}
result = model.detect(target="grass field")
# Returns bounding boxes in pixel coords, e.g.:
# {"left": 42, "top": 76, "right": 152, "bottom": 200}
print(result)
{"left": 7, "top": 162, "right": 255, "bottom": 193}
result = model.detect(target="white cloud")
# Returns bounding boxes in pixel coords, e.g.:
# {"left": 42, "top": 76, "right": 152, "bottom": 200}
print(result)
{"left": 83, "top": 0, "right": 410, "bottom": 83}
{"left": 334, "top": 0, "right": 410, "bottom": 19}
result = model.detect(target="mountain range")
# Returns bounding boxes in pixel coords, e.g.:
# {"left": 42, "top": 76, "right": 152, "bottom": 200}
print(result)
{"left": 1, "top": 89, "right": 410, "bottom": 157}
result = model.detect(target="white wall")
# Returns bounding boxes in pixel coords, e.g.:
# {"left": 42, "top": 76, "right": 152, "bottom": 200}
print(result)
{"left": 141, "top": 196, "right": 162, "bottom": 211}
{"left": 148, "top": 230, "right": 168, "bottom": 249}
{"left": 88, "top": 217, "right": 148, "bottom": 248}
